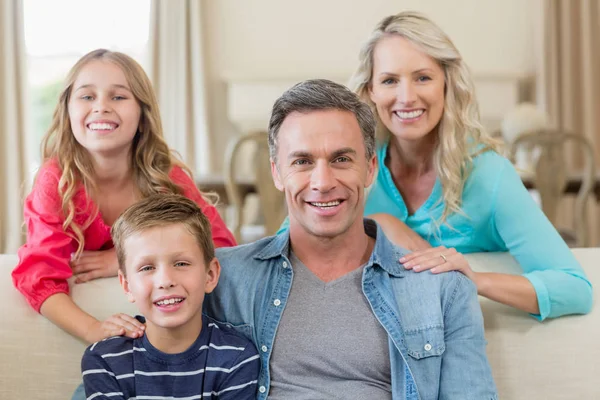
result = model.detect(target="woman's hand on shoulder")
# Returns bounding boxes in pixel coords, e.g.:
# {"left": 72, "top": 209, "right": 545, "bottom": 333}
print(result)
{"left": 71, "top": 247, "right": 119, "bottom": 283}
{"left": 399, "top": 246, "right": 477, "bottom": 281}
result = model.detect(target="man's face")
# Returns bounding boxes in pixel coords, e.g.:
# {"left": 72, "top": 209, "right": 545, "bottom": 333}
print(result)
{"left": 271, "top": 109, "right": 376, "bottom": 239}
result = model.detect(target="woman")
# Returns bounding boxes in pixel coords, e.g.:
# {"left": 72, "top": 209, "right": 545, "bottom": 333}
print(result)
{"left": 350, "top": 11, "right": 591, "bottom": 320}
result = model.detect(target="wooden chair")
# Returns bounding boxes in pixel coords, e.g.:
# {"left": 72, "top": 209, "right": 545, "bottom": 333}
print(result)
{"left": 509, "top": 129, "right": 596, "bottom": 247}
{"left": 224, "top": 132, "right": 287, "bottom": 243}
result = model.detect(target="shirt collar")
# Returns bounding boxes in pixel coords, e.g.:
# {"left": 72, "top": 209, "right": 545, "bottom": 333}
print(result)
{"left": 254, "top": 218, "right": 410, "bottom": 278}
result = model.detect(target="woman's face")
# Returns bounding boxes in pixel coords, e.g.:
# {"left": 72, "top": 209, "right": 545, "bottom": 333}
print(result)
{"left": 369, "top": 35, "right": 445, "bottom": 143}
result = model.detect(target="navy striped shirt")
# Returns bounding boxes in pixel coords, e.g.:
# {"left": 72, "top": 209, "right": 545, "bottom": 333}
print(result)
{"left": 81, "top": 315, "right": 259, "bottom": 399}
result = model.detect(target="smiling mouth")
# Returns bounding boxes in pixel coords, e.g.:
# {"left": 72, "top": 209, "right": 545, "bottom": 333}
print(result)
{"left": 154, "top": 297, "right": 185, "bottom": 307}
{"left": 308, "top": 200, "right": 343, "bottom": 208}
{"left": 394, "top": 109, "right": 425, "bottom": 120}
{"left": 87, "top": 122, "right": 119, "bottom": 131}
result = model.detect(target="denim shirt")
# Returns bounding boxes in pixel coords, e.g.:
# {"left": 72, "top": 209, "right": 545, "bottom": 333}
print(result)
{"left": 206, "top": 220, "right": 498, "bottom": 400}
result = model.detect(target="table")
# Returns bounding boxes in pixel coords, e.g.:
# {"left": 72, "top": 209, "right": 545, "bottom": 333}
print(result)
{"left": 520, "top": 171, "right": 600, "bottom": 201}
{"left": 195, "top": 173, "right": 256, "bottom": 206}
{"left": 198, "top": 171, "right": 600, "bottom": 204}
{"left": 199, "top": 172, "right": 600, "bottom": 204}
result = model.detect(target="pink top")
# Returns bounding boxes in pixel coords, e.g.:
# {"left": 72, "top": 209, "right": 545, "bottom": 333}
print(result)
{"left": 13, "top": 160, "right": 236, "bottom": 312}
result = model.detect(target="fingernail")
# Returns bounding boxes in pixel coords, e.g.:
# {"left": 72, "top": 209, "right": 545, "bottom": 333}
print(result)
{"left": 399, "top": 257, "right": 406, "bottom": 262}
{"left": 70, "top": 253, "right": 75, "bottom": 261}
{"left": 413, "top": 265, "right": 420, "bottom": 271}
{"left": 404, "top": 262, "right": 412, "bottom": 268}
{"left": 431, "top": 268, "right": 437, "bottom": 273}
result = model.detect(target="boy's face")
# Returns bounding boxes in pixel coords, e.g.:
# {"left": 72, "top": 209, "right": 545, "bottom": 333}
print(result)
{"left": 118, "top": 223, "right": 220, "bottom": 336}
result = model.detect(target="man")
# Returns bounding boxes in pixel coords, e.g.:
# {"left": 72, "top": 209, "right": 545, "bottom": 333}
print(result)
{"left": 206, "top": 79, "right": 497, "bottom": 399}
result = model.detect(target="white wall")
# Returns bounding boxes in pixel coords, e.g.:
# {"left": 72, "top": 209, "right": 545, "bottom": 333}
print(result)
{"left": 202, "top": 0, "right": 537, "bottom": 171}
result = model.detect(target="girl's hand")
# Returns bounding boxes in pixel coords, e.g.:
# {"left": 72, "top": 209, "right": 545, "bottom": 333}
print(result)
{"left": 85, "top": 313, "right": 145, "bottom": 344}
{"left": 71, "top": 248, "right": 119, "bottom": 283}
{"left": 399, "top": 246, "right": 476, "bottom": 281}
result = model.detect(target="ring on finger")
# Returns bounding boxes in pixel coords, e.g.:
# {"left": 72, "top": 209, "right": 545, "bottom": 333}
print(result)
{"left": 440, "top": 254, "right": 447, "bottom": 262}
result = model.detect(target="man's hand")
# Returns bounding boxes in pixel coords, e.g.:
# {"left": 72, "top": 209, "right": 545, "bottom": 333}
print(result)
{"left": 71, "top": 248, "right": 119, "bottom": 283}
{"left": 84, "top": 313, "right": 145, "bottom": 344}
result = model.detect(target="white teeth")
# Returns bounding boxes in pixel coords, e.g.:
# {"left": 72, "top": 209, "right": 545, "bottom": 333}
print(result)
{"left": 156, "top": 298, "right": 183, "bottom": 306}
{"left": 88, "top": 122, "right": 116, "bottom": 131}
{"left": 395, "top": 110, "right": 424, "bottom": 119}
{"left": 312, "top": 201, "right": 341, "bottom": 207}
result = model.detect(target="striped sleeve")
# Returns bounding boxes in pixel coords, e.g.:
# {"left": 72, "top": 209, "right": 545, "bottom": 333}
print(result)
{"left": 81, "top": 342, "right": 126, "bottom": 400}
{"left": 210, "top": 342, "right": 260, "bottom": 400}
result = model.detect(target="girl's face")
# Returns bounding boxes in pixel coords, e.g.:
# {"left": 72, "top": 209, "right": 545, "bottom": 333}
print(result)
{"left": 68, "top": 60, "right": 142, "bottom": 159}
{"left": 368, "top": 35, "right": 445, "bottom": 143}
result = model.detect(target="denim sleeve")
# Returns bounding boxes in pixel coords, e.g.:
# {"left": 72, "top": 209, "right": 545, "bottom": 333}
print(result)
{"left": 276, "top": 216, "right": 290, "bottom": 234}
{"left": 490, "top": 158, "right": 593, "bottom": 320}
{"left": 440, "top": 274, "right": 498, "bottom": 400}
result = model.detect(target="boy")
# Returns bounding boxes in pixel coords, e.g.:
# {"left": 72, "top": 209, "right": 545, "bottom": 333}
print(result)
{"left": 81, "top": 194, "right": 259, "bottom": 399}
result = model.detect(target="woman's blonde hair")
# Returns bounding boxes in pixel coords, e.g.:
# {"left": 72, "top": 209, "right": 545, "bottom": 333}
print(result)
{"left": 350, "top": 11, "right": 502, "bottom": 224}
{"left": 40, "top": 49, "right": 200, "bottom": 257}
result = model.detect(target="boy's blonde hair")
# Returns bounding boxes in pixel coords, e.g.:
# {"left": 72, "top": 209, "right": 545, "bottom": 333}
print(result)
{"left": 111, "top": 194, "right": 214, "bottom": 274}
{"left": 349, "top": 11, "right": 502, "bottom": 225}
{"left": 40, "top": 49, "right": 202, "bottom": 257}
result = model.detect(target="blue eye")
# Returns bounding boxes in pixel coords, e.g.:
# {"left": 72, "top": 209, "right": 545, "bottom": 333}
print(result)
{"left": 174, "top": 261, "right": 189, "bottom": 267}
{"left": 382, "top": 78, "right": 396, "bottom": 85}
{"left": 113, "top": 95, "right": 126, "bottom": 100}
{"left": 81, "top": 95, "right": 94, "bottom": 100}
{"left": 417, "top": 76, "right": 431, "bottom": 82}
{"left": 139, "top": 265, "right": 154, "bottom": 272}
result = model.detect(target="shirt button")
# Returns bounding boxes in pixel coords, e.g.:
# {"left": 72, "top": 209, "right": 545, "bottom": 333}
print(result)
{"left": 282, "top": 261, "right": 288, "bottom": 268}
{"left": 259, "top": 386, "right": 266, "bottom": 393}
{"left": 424, "top": 343, "right": 432, "bottom": 351}
{"left": 261, "top": 345, "right": 268, "bottom": 352}
{"left": 273, "top": 299, "right": 281, "bottom": 306}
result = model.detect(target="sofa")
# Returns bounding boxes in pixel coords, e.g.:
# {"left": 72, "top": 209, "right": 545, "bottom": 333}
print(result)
{"left": 1, "top": 249, "right": 598, "bottom": 399}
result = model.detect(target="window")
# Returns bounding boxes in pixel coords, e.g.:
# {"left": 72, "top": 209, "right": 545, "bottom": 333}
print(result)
{"left": 23, "top": 0, "right": 151, "bottom": 179}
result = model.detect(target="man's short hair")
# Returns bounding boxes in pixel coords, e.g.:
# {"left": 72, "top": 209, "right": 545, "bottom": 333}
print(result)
{"left": 268, "top": 79, "right": 376, "bottom": 163}
{"left": 111, "top": 194, "right": 214, "bottom": 274}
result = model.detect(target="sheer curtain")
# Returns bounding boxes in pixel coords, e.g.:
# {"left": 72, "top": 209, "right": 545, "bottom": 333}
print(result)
{"left": 0, "top": 0, "right": 27, "bottom": 253}
{"left": 539, "top": 0, "right": 600, "bottom": 157}
{"left": 149, "top": 0, "right": 211, "bottom": 174}
{"left": 538, "top": 0, "right": 600, "bottom": 245}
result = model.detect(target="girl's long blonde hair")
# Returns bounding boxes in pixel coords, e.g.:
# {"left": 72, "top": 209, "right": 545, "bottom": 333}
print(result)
{"left": 40, "top": 49, "right": 200, "bottom": 257}
{"left": 350, "top": 11, "right": 502, "bottom": 224}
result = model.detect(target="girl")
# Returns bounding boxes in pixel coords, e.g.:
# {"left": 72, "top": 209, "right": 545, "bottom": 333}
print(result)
{"left": 12, "top": 49, "right": 236, "bottom": 344}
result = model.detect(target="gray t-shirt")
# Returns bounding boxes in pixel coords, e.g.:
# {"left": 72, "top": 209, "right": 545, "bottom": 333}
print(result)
{"left": 268, "top": 252, "right": 392, "bottom": 399}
